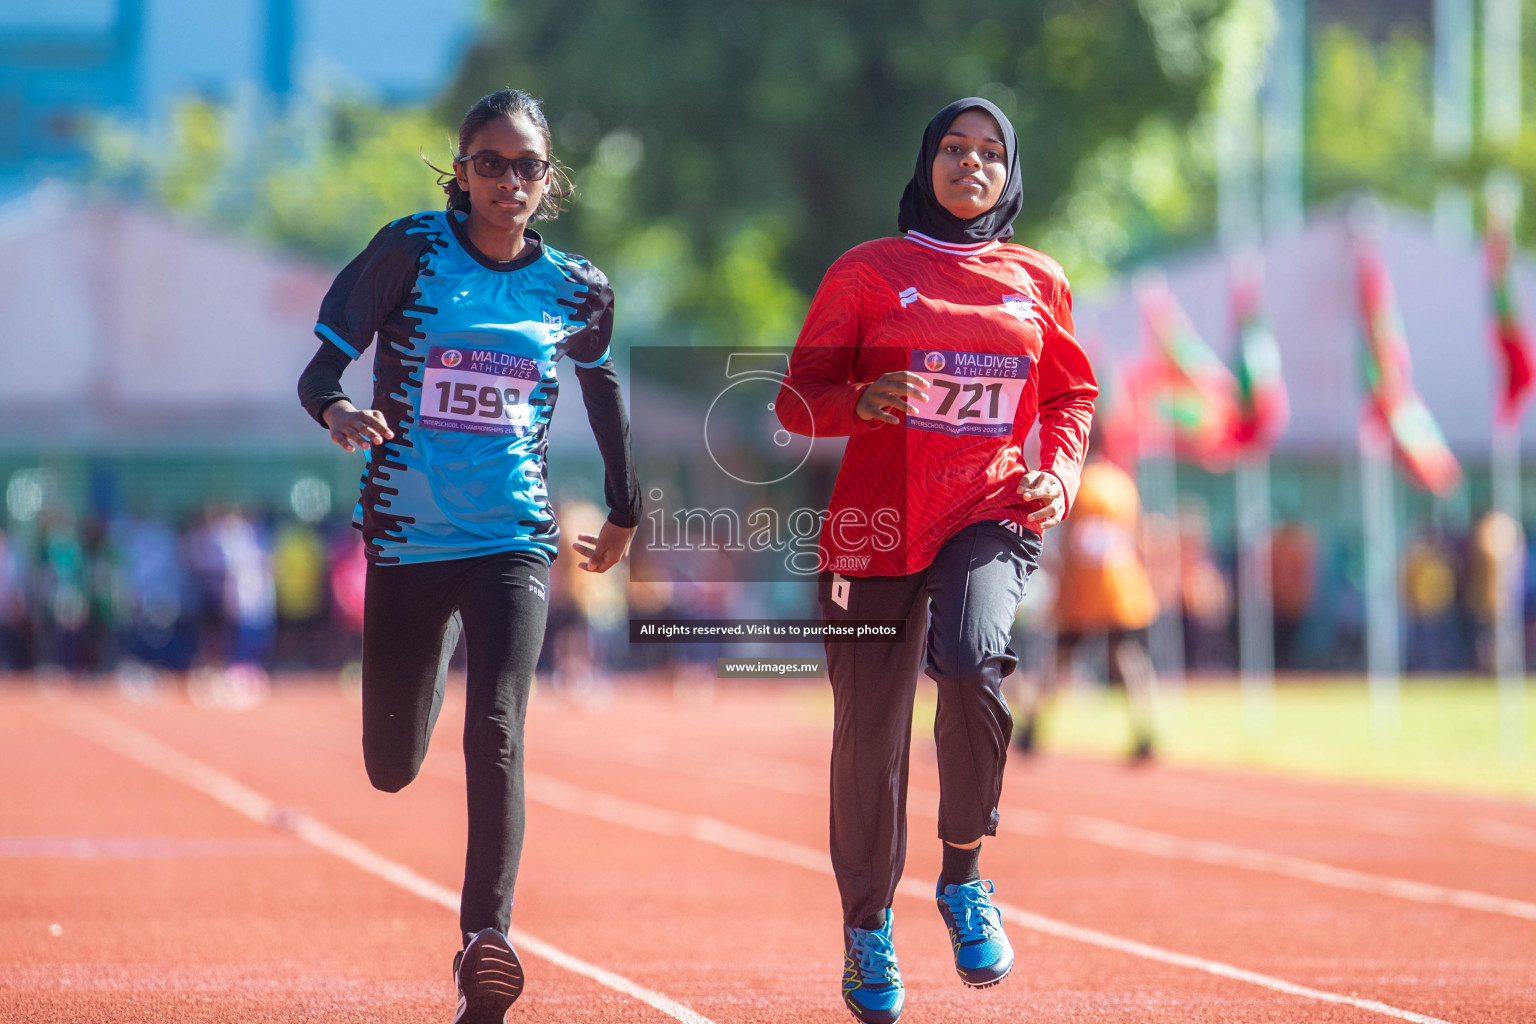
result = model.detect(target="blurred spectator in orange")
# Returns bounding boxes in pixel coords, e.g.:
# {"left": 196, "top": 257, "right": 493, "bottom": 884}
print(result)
{"left": 1466, "top": 510, "right": 1524, "bottom": 673}
{"left": 1016, "top": 459, "right": 1159, "bottom": 761}
{"left": 1178, "top": 499, "right": 1232, "bottom": 670}
{"left": 1269, "top": 520, "right": 1317, "bottom": 670}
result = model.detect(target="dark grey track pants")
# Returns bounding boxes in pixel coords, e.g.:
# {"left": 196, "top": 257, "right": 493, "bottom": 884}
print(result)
{"left": 819, "top": 520, "right": 1041, "bottom": 926}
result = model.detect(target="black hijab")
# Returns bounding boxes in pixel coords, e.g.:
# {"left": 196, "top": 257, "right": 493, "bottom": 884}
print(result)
{"left": 897, "top": 97, "right": 1022, "bottom": 245}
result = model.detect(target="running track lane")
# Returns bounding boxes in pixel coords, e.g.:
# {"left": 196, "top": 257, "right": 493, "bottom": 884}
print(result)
{"left": 12, "top": 684, "right": 1523, "bottom": 1019}
{"left": 0, "top": 694, "right": 711, "bottom": 1024}
{"left": 511, "top": 684, "right": 1536, "bottom": 1021}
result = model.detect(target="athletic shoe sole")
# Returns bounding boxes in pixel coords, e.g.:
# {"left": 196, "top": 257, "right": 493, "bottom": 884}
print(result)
{"left": 956, "top": 954, "right": 1013, "bottom": 989}
{"left": 453, "top": 928, "right": 524, "bottom": 1023}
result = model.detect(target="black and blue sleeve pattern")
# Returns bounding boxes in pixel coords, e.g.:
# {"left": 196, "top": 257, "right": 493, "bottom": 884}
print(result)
{"left": 557, "top": 263, "right": 614, "bottom": 368}
{"left": 314, "top": 219, "right": 429, "bottom": 360}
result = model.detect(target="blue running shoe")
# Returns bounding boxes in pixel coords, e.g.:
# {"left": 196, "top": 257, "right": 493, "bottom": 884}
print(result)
{"left": 842, "top": 911, "right": 904, "bottom": 1024}
{"left": 452, "top": 927, "right": 524, "bottom": 1023}
{"left": 935, "top": 879, "right": 1014, "bottom": 988}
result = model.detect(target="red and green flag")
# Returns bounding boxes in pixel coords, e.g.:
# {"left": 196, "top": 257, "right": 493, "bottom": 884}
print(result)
{"left": 1485, "top": 207, "right": 1535, "bottom": 424}
{"left": 1228, "top": 265, "right": 1288, "bottom": 453}
{"left": 1354, "top": 243, "right": 1462, "bottom": 496}
{"left": 1138, "top": 279, "right": 1238, "bottom": 468}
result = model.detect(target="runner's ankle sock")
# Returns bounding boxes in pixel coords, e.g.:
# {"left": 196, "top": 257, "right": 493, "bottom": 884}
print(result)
{"left": 855, "top": 908, "right": 888, "bottom": 931}
{"left": 941, "top": 841, "right": 982, "bottom": 888}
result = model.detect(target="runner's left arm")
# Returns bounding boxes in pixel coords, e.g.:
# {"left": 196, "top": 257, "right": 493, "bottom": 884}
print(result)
{"left": 565, "top": 268, "right": 641, "bottom": 529}
{"left": 1034, "top": 268, "right": 1097, "bottom": 517}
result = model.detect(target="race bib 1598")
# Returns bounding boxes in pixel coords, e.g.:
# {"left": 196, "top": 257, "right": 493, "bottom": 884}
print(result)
{"left": 906, "top": 349, "right": 1030, "bottom": 437}
{"left": 419, "top": 346, "right": 551, "bottom": 436}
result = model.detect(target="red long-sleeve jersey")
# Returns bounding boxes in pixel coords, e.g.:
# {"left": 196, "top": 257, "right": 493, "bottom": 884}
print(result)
{"left": 777, "top": 231, "right": 1097, "bottom": 577}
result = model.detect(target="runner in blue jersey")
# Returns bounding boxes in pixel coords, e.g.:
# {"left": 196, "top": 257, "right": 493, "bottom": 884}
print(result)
{"left": 297, "top": 89, "right": 639, "bottom": 1024}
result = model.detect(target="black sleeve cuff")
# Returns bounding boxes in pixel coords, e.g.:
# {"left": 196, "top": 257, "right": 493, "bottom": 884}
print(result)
{"left": 298, "top": 341, "right": 354, "bottom": 427}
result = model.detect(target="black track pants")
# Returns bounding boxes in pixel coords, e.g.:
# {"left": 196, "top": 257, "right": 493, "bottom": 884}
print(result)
{"left": 360, "top": 550, "right": 550, "bottom": 944}
{"left": 819, "top": 520, "right": 1041, "bottom": 927}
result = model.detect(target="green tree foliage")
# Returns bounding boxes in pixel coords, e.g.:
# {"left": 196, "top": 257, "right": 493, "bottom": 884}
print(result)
{"left": 444, "top": 0, "right": 1218, "bottom": 343}
{"left": 91, "top": 99, "right": 450, "bottom": 266}
{"left": 1308, "top": 25, "right": 1435, "bottom": 213}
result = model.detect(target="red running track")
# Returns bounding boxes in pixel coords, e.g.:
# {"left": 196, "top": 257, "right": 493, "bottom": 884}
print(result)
{"left": 2, "top": 677, "right": 1534, "bottom": 1023}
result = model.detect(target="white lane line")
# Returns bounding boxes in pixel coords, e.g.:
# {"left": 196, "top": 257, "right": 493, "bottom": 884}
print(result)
{"left": 1470, "top": 818, "right": 1536, "bottom": 853}
{"left": 55, "top": 705, "right": 717, "bottom": 1024}
{"left": 520, "top": 772, "right": 1456, "bottom": 1023}
{"left": 1063, "top": 816, "right": 1536, "bottom": 923}
{"left": 1062, "top": 816, "right": 1536, "bottom": 927}
{"left": 533, "top": 733, "right": 1536, "bottom": 919}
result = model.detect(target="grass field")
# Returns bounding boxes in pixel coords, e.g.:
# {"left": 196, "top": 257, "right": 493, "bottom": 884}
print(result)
{"left": 1013, "top": 677, "right": 1536, "bottom": 800}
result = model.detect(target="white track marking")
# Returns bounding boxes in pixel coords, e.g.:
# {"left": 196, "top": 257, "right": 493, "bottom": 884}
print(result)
{"left": 165, "top": 703, "right": 1462, "bottom": 1021}
{"left": 1469, "top": 818, "right": 1536, "bottom": 853}
{"left": 944, "top": 884, "right": 1454, "bottom": 1024}
{"left": 55, "top": 706, "right": 717, "bottom": 1024}
{"left": 532, "top": 732, "right": 1536, "bottom": 916}
{"left": 1000, "top": 754, "right": 1536, "bottom": 848}
{"left": 1062, "top": 815, "right": 1536, "bottom": 922}
{"left": 542, "top": 723, "right": 1536, "bottom": 856}
{"left": 520, "top": 771, "right": 1457, "bottom": 1022}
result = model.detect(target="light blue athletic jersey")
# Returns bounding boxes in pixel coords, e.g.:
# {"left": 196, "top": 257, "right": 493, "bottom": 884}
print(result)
{"left": 315, "top": 210, "right": 614, "bottom": 565}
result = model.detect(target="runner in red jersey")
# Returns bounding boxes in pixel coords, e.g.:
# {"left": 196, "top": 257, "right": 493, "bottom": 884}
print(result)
{"left": 777, "top": 98, "right": 1096, "bottom": 1024}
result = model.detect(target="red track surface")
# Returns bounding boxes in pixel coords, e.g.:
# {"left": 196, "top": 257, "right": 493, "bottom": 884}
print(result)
{"left": 3, "top": 677, "right": 1535, "bottom": 1023}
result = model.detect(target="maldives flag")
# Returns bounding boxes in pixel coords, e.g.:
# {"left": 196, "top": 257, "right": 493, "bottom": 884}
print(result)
{"left": 1092, "top": 348, "right": 1148, "bottom": 472}
{"left": 1138, "top": 279, "right": 1238, "bottom": 468}
{"left": 1485, "top": 209, "right": 1535, "bottom": 424}
{"left": 1355, "top": 243, "right": 1462, "bottom": 495}
{"left": 1229, "top": 265, "right": 1288, "bottom": 452}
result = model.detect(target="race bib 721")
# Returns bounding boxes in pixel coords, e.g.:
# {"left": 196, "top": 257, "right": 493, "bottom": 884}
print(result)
{"left": 419, "top": 346, "right": 551, "bottom": 436}
{"left": 906, "top": 350, "right": 1030, "bottom": 437}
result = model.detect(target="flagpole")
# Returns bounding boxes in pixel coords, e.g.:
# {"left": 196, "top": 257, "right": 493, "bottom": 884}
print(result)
{"left": 1360, "top": 420, "right": 1401, "bottom": 737}
{"left": 1485, "top": 0, "right": 1526, "bottom": 748}
{"left": 1247, "top": 0, "right": 1306, "bottom": 728}
{"left": 1434, "top": 0, "right": 1475, "bottom": 240}
{"left": 1237, "top": 451, "right": 1275, "bottom": 730}
{"left": 1492, "top": 418, "right": 1526, "bottom": 755}
{"left": 1140, "top": 410, "right": 1186, "bottom": 706}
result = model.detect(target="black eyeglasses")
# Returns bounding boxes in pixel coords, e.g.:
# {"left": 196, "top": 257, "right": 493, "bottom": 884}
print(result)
{"left": 458, "top": 152, "right": 551, "bottom": 182}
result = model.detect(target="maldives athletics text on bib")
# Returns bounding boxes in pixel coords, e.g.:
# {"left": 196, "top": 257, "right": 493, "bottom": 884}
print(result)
{"left": 419, "top": 345, "right": 552, "bottom": 437}
{"left": 906, "top": 349, "right": 1031, "bottom": 438}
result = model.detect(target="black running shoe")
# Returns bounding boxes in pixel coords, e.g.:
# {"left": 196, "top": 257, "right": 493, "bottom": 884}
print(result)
{"left": 452, "top": 928, "right": 524, "bottom": 1024}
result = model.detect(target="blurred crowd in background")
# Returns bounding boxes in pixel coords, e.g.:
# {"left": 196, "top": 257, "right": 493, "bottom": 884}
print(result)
{"left": 2, "top": 488, "right": 1531, "bottom": 686}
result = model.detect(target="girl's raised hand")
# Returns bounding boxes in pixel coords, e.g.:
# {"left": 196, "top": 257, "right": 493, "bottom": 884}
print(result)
{"left": 856, "top": 371, "right": 932, "bottom": 425}
{"left": 1018, "top": 471, "right": 1066, "bottom": 529}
